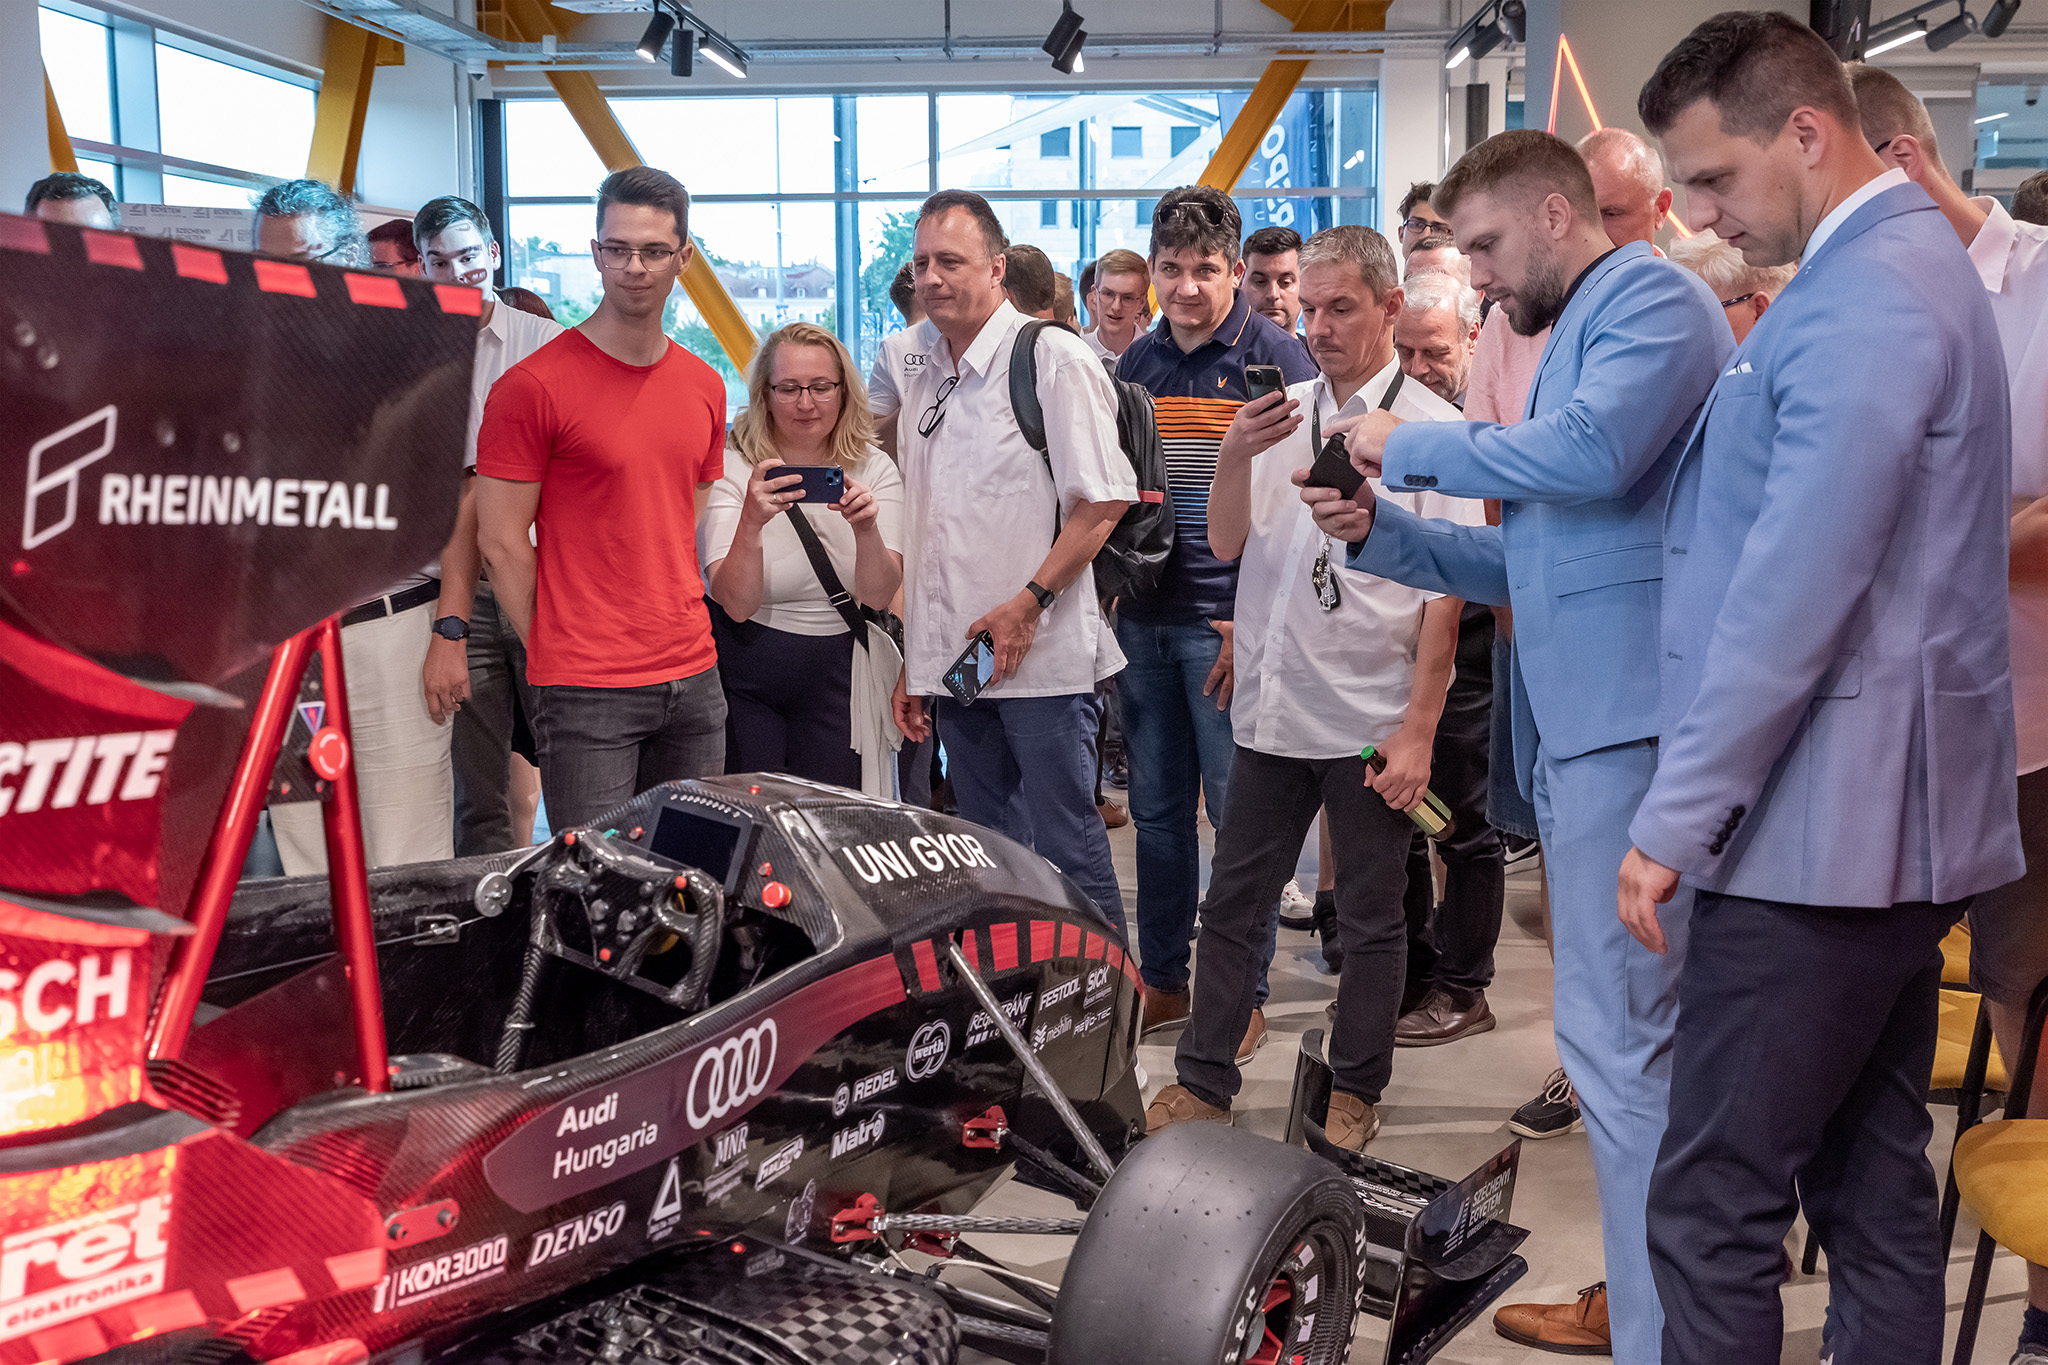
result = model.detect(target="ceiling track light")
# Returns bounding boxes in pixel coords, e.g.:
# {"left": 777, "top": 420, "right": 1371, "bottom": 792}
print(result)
{"left": 1500, "top": 0, "right": 1527, "bottom": 43}
{"left": 1983, "top": 0, "right": 2022, "bottom": 38}
{"left": 635, "top": 3, "right": 675, "bottom": 62}
{"left": 1444, "top": 0, "right": 1519, "bottom": 73}
{"left": 1043, "top": 3, "right": 1088, "bottom": 75}
{"left": 1863, "top": 20, "right": 1928, "bottom": 55}
{"left": 669, "top": 27, "right": 694, "bottom": 76}
{"left": 1926, "top": 6, "right": 1976, "bottom": 49}
{"left": 1467, "top": 21, "right": 1506, "bottom": 62}
{"left": 698, "top": 33, "right": 747, "bottom": 78}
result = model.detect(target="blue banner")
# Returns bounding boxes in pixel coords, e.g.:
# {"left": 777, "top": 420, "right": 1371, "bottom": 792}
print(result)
{"left": 1217, "top": 89, "right": 1319, "bottom": 238}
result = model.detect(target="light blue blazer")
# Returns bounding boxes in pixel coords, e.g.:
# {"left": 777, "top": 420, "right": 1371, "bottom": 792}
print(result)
{"left": 1629, "top": 184, "right": 2023, "bottom": 908}
{"left": 1350, "top": 241, "right": 1732, "bottom": 793}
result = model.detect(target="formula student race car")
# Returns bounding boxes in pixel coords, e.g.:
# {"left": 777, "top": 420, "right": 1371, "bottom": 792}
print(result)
{"left": 0, "top": 211, "right": 1530, "bottom": 1365}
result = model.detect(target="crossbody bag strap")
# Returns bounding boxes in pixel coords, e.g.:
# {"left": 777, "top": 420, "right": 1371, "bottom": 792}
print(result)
{"left": 786, "top": 505, "right": 869, "bottom": 645}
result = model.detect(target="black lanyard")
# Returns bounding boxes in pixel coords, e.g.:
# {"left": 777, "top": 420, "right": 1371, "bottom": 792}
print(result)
{"left": 1310, "top": 366, "right": 1404, "bottom": 450}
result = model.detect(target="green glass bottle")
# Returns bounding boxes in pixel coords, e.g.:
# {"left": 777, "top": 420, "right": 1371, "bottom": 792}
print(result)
{"left": 1360, "top": 744, "right": 1457, "bottom": 840}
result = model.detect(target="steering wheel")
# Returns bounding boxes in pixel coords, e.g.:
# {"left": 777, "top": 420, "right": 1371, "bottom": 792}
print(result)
{"left": 531, "top": 828, "right": 726, "bottom": 1012}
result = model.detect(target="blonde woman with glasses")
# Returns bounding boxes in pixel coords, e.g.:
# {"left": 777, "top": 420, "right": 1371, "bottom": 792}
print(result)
{"left": 701, "top": 323, "right": 904, "bottom": 788}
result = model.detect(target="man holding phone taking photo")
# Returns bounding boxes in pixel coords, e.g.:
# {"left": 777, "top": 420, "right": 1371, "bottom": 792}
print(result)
{"left": 1146, "top": 224, "right": 1479, "bottom": 1147}
{"left": 890, "top": 190, "right": 1134, "bottom": 927}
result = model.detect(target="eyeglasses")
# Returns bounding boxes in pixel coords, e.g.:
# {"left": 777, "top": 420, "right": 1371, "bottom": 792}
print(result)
{"left": 771, "top": 380, "right": 844, "bottom": 402}
{"left": 1401, "top": 216, "right": 1450, "bottom": 236}
{"left": 595, "top": 244, "right": 678, "bottom": 269}
{"left": 918, "top": 375, "right": 959, "bottom": 438}
{"left": 1871, "top": 137, "right": 1896, "bottom": 158}
{"left": 1718, "top": 292, "right": 1757, "bottom": 309}
{"left": 1160, "top": 198, "right": 1225, "bottom": 227}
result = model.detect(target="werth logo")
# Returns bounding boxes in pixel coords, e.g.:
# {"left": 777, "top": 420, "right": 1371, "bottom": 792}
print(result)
{"left": 22, "top": 406, "right": 116, "bottom": 551}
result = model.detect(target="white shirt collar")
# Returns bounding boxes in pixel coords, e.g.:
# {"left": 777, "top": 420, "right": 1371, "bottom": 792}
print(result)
{"left": 936, "top": 299, "right": 1024, "bottom": 379}
{"left": 1315, "top": 355, "right": 1403, "bottom": 418}
{"left": 1802, "top": 167, "right": 1908, "bottom": 263}
{"left": 1967, "top": 195, "right": 2019, "bottom": 293}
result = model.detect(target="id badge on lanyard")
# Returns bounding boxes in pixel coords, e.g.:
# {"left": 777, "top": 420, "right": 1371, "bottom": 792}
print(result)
{"left": 1309, "top": 370, "right": 1403, "bottom": 612}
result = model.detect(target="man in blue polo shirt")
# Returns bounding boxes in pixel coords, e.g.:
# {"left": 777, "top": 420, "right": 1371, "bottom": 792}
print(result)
{"left": 1118, "top": 186, "right": 1317, "bottom": 1051}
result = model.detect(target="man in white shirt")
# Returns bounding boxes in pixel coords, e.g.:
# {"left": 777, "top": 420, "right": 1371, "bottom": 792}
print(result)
{"left": 412, "top": 196, "right": 563, "bottom": 856}
{"left": 1145, "top": 224, "right": 1479, "bottom": 1148}
{"left": 889, "top": 190, "right": 1135, "bottom": 924}
{"left": 1082, "top": 247, "right": 1151, "bottom": 362}
{"left": 868, "top": 268, "right": 933, "bottom": 458}
{"left": 1855, "top": 65, "right": 2048, "bottom": 1364}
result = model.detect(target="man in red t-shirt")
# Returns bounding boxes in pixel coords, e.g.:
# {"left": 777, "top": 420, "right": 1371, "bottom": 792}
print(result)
{"left": 476, "top": 166, "right": 727, "bottom": 830}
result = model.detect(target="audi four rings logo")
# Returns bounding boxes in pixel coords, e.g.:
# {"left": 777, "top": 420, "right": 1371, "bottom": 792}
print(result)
{"left": 685, "top": 1020, "right": 778, "bottom": 1129}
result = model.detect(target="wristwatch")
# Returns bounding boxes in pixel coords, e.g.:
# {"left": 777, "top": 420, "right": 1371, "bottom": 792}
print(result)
{"left": 432, "top": 615, "right": 470, "bottom": 642}
{"left": 1025, "top": 580, "right": 1056, "bottom": 611}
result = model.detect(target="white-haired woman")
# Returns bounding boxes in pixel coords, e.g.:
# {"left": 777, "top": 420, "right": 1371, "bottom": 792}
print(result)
{"left": 701, "top": 322, "right": 903, "bottom": 787}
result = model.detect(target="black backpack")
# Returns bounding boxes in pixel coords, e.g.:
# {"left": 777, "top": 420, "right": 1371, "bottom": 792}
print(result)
{"left": 1009, "top": 320, "right": 1174, "bottom": 601}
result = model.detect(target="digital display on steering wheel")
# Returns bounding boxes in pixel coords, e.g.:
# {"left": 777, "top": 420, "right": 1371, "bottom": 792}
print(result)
{"left": 646, "top": 803, "right": 756, "bottom": 896}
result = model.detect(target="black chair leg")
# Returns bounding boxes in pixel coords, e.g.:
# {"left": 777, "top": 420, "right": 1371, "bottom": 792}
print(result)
{"left": 1953, "top": 1228, "right": 1998, "bottom": 1365}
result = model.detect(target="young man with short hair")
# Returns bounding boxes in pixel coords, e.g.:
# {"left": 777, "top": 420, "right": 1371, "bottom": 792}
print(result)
{"left": 1146, "top": 224, "right": 1477, "bottom": 1146}
{"left": 1242, "top": 225, "right": 1303, "bottom": 333}
{"left": 368, "top": 218, "right": 422, "bottom": 275}
{"left": 1116, "top": 186, "right": 1317, "bottom": 1047}
{"left": 1397, "top": 181, "right": 1450, "bottom": 253}
{"left": 412, "top": 195, "right": 563, "bottom": 856}
{"left": 889, "top": 190, "right": 1134, "bottom": 924}
{"left": 1084, "top": 247, "right": 1150, "bottom": 361}
{"left": 476, "top": 167, "right": 729, "bottom": 830}
{"left": 1003, "top": 243, "right": 1059, "bottom": 317}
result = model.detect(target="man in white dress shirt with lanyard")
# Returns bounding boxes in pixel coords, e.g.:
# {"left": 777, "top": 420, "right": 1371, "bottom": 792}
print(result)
{"left": 1146, "top": 224, "right": 1481, "bottom": 1145}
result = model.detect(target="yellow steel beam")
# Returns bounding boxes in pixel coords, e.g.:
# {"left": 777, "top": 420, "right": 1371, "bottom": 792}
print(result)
{"left": 1200, "top": 0, "right": 1388, "bottom": 194}
{"left": 500, "top": 0, "right": 759, "bottom": 372}
{"left": 307, "top": 18, "right": 379, "bottom": 195}
{"left": 44, "top": 68, "right": 79, "bottom": 174}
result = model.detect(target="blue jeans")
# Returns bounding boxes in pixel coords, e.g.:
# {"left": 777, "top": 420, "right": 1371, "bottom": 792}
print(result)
{"left": 934, "top": 693, "right": 1125, "bottom": 932}
{"left": 1115, "top": 617, "right": 1266, "bottom": 995}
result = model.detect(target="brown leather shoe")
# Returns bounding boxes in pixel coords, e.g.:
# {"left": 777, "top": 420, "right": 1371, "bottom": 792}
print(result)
{"left": 1235, "top": 1007, "right": 1268, "bottom": 1065}
{"left": 1325, "top": 1091, "right": 1380, "bottom": 1150}
{"left": 1098, "top": 797, "right": 1129, "bottom": 829}
{"left": 1493, "top": 1282, "right": 1611, "bottom": 1355}
{"left": 1145, "top": 1083, "right": 1231, "bottom": 1135}
{"left": 1395, "top": 989, "right": 1498, "bottom": 1047}
{"left": 1140, "top": 985, "right": 1190, "bottom": 1037}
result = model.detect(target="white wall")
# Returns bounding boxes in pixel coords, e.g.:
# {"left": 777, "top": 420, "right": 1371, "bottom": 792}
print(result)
{"left": 2, "top": 0, "right": 53, "bottom": 209}
{"left": 1379, "top": 53, "right": 1445, "bottom": 240}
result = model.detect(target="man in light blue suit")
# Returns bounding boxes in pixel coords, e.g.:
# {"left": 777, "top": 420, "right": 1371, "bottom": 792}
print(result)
{"left": 1301, "top": 130, "right": 1731, "bottom": 1361}
{"left": 1629, "top": 15, "right": 2022, "bottom": 1363}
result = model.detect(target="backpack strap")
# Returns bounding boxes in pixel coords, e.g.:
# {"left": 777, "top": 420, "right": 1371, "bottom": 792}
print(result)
{"left": 786, "top": 504, "right": 870, "bottom": 646}
{"left": 1007, "top": 319, "right": 1063, "bottom": 541}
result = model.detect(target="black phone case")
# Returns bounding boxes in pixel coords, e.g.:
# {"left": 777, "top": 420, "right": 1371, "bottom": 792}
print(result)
{"left": 1305, "top": 434, "right": 1365, "bottom": 499}
{"left": 943, "top": 633, "right": 994, "bottom": 705}
{"left": 1244, "top": 365, "right": 1285, "bottom": 403}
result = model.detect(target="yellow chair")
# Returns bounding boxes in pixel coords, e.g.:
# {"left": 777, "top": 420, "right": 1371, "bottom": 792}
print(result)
{"left": 1949, "top": 974, "right": 2048, "bottom": 1364}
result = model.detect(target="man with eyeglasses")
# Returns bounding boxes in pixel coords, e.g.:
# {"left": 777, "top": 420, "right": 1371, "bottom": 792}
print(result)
{"left": 257, "top": 178, "right": 463, "bottom": 877}
{"left": 410, "top": 196, "right": 563, "bottom": 856}
{"left": 889, "top": 189, "right": 1135, "bottom": 928}
{"left": 1398, "top": 181, "right": 1452, "bottom": 254}
{"left": 477, "top": 166, "right": 730, "bottom": 832}
{"left": 1665, "top": 230, "right": 1792, "bottom": 344}
{"left": 1083, "top": 248, "right": 1151, "bottom": 361}
{"left": 1114, "top": 185, "right": 1316, "bottom": 1054}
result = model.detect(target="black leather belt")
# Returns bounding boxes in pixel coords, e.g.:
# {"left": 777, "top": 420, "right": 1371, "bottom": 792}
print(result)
{"left": 340, "top": 579, "right": 441, "bottom": 629}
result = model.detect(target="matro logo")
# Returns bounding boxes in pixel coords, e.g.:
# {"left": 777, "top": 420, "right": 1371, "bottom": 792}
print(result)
{"left": 0, "top": 1197, "right": 169, "bottom": 1343}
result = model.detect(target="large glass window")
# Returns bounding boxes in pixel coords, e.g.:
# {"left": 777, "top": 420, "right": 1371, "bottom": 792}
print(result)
{"left": 501, "top": 85, "right": 1379, "bottom": 409}
{"left": 40, "top": 3, "right": 317, "bottom": 207}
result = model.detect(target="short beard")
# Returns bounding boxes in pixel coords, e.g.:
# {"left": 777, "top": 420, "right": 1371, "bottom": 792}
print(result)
{"left": 1506, "top": 243, "right": 1571, "bottom": 337}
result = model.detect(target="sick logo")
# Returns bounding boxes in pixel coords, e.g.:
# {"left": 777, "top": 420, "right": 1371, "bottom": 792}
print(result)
{"left": 686, "top": 1019, "right": 777, "bottom": 1129}
{"left": 0, "top": 1195, "right": 169, "bottom": 1344}
{"left": 905, "top": 1020, "right": 950, "bottom": 1080}
{"left": 712, "top": 1123, "right": 748, "bottom": 1168}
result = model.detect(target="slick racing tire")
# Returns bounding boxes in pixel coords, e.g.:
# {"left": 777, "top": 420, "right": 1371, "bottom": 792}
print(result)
{"left": 1047, "top": 1121, "right": 1365, "bottom": 1365}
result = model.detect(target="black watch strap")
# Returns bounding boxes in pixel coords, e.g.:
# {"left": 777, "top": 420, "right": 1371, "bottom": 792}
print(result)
{"left": 433, "top": 615, "right": 470, "bottom": 641}
{"left": 1025, "top": 580, "right": 1056, "bottom": 611}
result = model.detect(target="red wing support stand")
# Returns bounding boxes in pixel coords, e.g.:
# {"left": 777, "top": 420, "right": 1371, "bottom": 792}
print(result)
{"left": 146, "top": 616, "right": 391, "bottom": 1093}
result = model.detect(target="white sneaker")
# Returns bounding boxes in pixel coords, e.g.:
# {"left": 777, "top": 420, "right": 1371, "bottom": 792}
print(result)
{"left": 1277, "top": 879, "right": 1316, "bottom": 931}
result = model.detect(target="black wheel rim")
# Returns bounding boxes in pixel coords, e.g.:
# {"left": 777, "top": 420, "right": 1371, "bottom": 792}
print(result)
{"left": 1237, "top": 1225, "right": 1351, "bottom": 1365}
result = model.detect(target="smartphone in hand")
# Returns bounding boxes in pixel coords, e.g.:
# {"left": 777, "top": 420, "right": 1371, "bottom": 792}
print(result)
{"left": 1244, "top": 364, "right": 1286, "bottom": 404}
{"left": 943, "top": 631, "right": 997, "bottom": 705}
{"left": 1304, "top": 433, "right": 1365, "bottom": 500}
{"left": 784, "top": 465, "right": 847, "bottom": 504}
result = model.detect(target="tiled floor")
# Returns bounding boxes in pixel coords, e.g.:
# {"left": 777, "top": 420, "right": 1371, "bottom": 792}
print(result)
{"left": 947, "top": 806, "right": 2035, "bottom": 1363}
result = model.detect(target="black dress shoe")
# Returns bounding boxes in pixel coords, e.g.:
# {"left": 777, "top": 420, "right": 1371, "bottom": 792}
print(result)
{"left": 1395, "top": 989, "right": 1497, "bottom": 1047}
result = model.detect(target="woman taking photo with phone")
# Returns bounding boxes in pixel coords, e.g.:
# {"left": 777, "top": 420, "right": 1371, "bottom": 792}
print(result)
{"left": 701, "top": 322, "right": 904, "bottom": 790}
